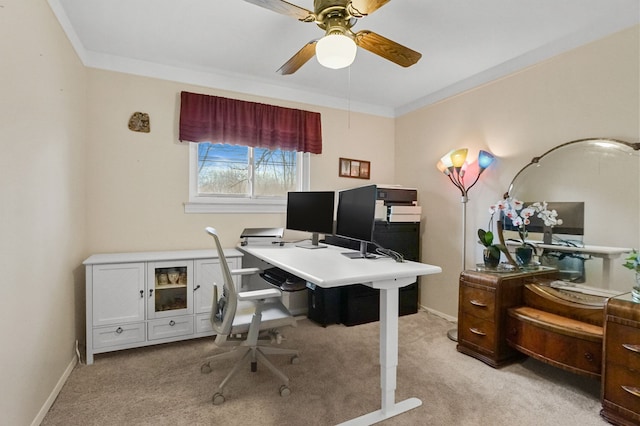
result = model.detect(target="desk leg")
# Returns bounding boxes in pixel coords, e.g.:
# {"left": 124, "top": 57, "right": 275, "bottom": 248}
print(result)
{"left": 602, "top": 258, "right": 612, "bottom": 289}
{"left": 337, "top": 286, "right": 422, "bottom": 426}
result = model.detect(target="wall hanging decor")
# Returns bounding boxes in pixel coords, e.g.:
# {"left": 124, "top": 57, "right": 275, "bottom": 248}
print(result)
{"left": 128, "top": 112, "right": 150, "bottom": 133}
{"left": 339, "top": 157, "right": 370, "bottom": 179}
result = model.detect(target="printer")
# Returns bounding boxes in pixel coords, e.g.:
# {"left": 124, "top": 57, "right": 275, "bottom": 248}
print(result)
{"left": 375, "top": 185, "right": 421, "bottom": 222}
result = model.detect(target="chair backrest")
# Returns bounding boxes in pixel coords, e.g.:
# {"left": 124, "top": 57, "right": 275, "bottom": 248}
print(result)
{"left": 205, "top": 227, "right": 238, "bottom": 337}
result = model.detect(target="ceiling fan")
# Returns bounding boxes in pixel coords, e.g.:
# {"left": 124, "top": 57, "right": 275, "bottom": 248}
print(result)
{"left": 243, "top": 0, "right": 422, "bottom": 74}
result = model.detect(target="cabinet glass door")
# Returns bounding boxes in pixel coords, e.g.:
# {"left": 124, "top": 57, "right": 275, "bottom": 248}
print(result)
{"left": 148, "top": 261, "right": 193, "bottom": 318}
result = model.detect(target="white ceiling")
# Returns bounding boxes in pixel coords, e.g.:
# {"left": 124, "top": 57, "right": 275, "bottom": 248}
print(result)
{"left": 49, "top": 0, "right": 639, "bottom": 117}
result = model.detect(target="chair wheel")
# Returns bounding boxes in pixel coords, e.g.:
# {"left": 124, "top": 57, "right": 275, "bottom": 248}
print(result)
{"left": 279, "top": 385, "right": 290, "bottom": 397}
{"left": 212, "top": 392, "right": 225, "bottom": 405}
{"left": 290, "top": 355, "right": 300, "bottom": 365}
{"left": 200, "top": 363, "right": 212, "bottom": 374}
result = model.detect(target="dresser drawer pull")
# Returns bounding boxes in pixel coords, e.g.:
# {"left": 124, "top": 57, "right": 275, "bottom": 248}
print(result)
{"left": 622, "top": 343, "right": 640, "bottom": 354}
{"left": 115, "top": 327, "right": 123, "bottom": 334}
{"left": 169, "top": 320, "right": 176, "bottom": 326}
{"left": 621, "top": 386, "right": 640, "bottom": 398}
{"left": 469, "top": 328, "right": 486, "bottom": 336}
{"left": 469, "top": 299, "right": 488, "bottom": 308}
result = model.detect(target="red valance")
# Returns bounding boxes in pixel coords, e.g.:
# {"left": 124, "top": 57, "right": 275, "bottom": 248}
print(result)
{"left": 179, "top": 91, "right": 322, "bottom": 154}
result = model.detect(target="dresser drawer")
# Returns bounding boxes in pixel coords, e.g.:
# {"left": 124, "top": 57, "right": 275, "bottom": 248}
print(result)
{"left": 148, "top": 316, "right": 194, "bottom": 340}
{"left": 459, "top": 312, "right": 496, "bottom": 353}
{"left": 460, "top": 285, "right": 496, "bottom": 321}
{"left": 603, "top": 362, "right": 640, "bottom": 415}
{"left": 93, "top": 323, "right": 145, "bottom": 349}
{"left": 506, "top": 312, "right": 602, "bottom": 377}
{"left": 605, "top": 321, "right": 640, "bottom": 371}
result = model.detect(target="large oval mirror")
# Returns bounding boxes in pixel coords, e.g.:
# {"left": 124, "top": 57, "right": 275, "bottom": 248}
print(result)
{"left": 503, "top": 137, "right": 640, "bottom": 292}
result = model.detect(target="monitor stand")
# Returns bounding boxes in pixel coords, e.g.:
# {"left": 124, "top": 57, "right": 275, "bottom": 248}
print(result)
{"left": 342, "top": 241, "right": 377, "bottom": 259}
{"left": 295, "top": 232, "right": 327, "bottom": 249}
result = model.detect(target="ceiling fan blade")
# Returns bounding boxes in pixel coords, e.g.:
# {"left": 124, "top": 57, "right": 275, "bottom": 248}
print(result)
{"left": 243, "top": 0, "right": 315, "bottom": 22}
{"left": 277, "top": 41, "right": 318, "bottom": 75}
{"left": 355, "top": 30, "right": 422, "bottom": 67}
{"left": 348, "top": 0, "right": 390, "bottom": 16}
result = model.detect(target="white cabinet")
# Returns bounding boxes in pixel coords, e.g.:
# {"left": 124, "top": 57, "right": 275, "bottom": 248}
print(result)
{"left": 84, "top": 249, "right": 243, "bottom": 364}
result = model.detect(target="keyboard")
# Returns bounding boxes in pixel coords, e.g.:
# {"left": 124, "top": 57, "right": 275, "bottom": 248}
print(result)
{"left": 259, "top": 267, "right": 307, "bottom": 292}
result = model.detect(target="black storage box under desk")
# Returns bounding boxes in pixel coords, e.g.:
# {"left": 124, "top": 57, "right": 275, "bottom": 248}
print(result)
{"left": 307, "top": 283, "right": 342, "bottom": 327}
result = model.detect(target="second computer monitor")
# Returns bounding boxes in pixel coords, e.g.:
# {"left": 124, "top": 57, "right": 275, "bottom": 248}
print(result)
{"left": 286, "top": 191, "right": 335, "bottom": 249}
{"left": 335, "top": 184, "right": 378, "bottom": 259}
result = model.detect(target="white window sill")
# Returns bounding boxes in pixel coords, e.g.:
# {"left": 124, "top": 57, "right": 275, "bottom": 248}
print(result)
{"left": 184, "top": 198, "right": 287, "bottom": 214}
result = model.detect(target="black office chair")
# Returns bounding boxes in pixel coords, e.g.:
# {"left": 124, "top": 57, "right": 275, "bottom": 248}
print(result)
{"left": 200, "top": 227, "right": 299, "bottom": 405}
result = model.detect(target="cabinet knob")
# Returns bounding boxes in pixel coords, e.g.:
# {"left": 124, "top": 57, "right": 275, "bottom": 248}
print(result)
{"left": 584, "top": 352, "right": 594, "bottom": 363}
{"left": 149, "top": 289, "right": 153, "bottom": 297}
{"left": 140, "top": 290, "right": 144, "bottom": 298}
{"left": 193, "top": 285, "right": 201, "bottom": 292}
{"left": 115, "top": 327, "right": 123, "bottom": 334}
{"left": 169, "top": 320, "right": 175, "bottom": 327}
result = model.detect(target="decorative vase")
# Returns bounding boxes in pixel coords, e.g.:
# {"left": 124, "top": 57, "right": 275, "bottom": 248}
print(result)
{"left": 483, "top": 248, "right": 500, "bottom": 268}
{"left": 633, "top": 272, "right": 640, "bottom": 302}
{"left": 515, "top": 246, "right": 533, "bottom": 266}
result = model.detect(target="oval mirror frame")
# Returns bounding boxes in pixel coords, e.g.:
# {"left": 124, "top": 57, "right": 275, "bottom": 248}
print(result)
{"left": 499, "top": 137, "right": 640, "bottom": 291}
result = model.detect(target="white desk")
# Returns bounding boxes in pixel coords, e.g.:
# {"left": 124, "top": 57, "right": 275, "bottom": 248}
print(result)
{"left": 506, "top": 240, "right": 632, "bottom": 287}
{"left": 239, "top": 243, "right": 442, "bottom": 425}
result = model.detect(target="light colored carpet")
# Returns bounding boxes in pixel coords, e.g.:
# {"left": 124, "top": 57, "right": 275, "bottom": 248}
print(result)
{"left": 42, "top": 311, "right": 606, "bottom": 425}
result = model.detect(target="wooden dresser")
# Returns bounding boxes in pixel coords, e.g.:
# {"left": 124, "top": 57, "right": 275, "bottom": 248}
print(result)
{"left": 601, "top": 293, "right": 640, "bottom": 426}
{"left": 456, "top": 268, "right": 557, "bottom": 367}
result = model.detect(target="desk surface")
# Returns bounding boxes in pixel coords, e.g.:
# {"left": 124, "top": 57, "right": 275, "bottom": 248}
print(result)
{"left": 239, "top": 243, "right": 441, "bottom": 288}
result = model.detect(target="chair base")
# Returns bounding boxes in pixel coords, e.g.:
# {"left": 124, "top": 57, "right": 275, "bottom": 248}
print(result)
{"left": 201, "top": 343, "right": 299, "bottom": 404}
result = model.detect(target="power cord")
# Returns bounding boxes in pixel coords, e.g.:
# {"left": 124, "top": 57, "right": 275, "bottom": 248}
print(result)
{"left": 371, "top": 241, "right": 405, "bottom": 262}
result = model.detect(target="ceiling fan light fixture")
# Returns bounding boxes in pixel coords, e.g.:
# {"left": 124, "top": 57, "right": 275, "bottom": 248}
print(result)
{"left": 316, "top": 33, "right": 357, "bottom": 69}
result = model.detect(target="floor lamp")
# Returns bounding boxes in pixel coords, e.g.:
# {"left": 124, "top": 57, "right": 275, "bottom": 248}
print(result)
{"left": 437, "top": 148, "right": 495, "bottom": 341}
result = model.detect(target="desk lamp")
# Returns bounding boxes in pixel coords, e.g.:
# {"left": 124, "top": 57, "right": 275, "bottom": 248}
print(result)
{"left": 437, "top": 148, "right": 495, "bottom": 341}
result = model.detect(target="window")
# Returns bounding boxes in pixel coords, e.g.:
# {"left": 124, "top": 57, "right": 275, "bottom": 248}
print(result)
{"left": 185, "top": 142, "right": 310, "bottom": 213}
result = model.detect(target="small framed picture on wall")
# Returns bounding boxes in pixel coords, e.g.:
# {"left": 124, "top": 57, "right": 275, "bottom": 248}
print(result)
{"left": 339, "top": 157, "right": 371, "bottom": 179}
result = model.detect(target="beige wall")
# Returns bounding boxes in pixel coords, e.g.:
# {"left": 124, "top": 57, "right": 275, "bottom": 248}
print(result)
{"left": 84, "top": 71, "right": 396, "bottom": 253}
{"left": 3, "top": 2, "right": 638, "bottom": 423}
{"left": 396, "top": 25, "right": 640, "bottom": 319}
{"left": 0, "top": 0, "right": 87, "bottom": 424}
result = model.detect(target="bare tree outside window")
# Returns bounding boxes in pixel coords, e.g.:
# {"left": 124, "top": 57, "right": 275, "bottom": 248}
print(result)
{"left": 197, "top": 143, "right": 297, "bottom": 197}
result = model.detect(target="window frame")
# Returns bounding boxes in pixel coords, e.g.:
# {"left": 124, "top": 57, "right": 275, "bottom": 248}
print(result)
{"left": 184, "top": 142, "right": 310, "bottom": 214}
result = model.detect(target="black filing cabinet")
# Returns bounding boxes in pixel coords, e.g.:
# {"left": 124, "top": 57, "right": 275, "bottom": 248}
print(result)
{"left": 319, "top": 221, "right": 420, "bottom": 326}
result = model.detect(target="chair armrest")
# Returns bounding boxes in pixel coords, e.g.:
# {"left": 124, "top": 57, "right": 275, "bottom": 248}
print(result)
{"left": 238, "top": 288, "right": 282, "bottom": 301}
{"left": 230, "top": 267, "right": 261, "bottom": 276}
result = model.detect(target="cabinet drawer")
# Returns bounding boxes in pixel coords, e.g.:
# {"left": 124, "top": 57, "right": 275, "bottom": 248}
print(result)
{"left": 148, "top": 317, "right": 194, "bottom": 340}
{"left": 460, "top": 285, "right": 495, "bottom": 320}
{"left": 605, "top": 321, "right": 640, "bottom": 371}
{"left": 195, "top": 313, "right": 214, "bottom": 334}
{"left": 459, "top": 313, "right": 496, "bottom": 353}
{"left": 93, "top": 323, "right": 145, "bottom": 349}
{"left": 603, "top": 362, "right": 640, "bottom": 415}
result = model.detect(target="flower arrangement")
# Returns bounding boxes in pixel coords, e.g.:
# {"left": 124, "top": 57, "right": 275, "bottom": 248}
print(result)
{"left": 489, "top": 198, "right": 563, "bottom": 247}
{"left": 622, "top": 249, "right": 639, "bottom": 273}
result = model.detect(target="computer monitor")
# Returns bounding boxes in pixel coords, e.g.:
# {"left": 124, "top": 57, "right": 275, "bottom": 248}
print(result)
{"left": 335, "top": 184, "right": 378, "bottom": 259}
{"left": 501, "top": 201, "right": 585, "bottom": 242}
{"left": 286, "top": 191, "right": 335, "bottom": 249}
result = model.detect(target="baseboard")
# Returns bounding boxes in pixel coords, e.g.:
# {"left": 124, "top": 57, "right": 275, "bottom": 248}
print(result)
{"left": 419, "top": 305, "right": 458, "bottom": 323}
{"left": 31, "top": 355, "right": 77, "bottom": 426}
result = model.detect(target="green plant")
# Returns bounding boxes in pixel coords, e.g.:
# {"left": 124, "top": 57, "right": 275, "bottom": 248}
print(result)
{"left": 622, "top": 249, "right": 639, "bottom": 273}
{"left": 477, "top": 228, "right": 505, "bottom": 260}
